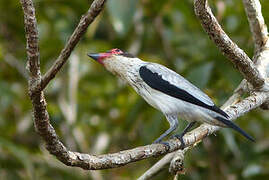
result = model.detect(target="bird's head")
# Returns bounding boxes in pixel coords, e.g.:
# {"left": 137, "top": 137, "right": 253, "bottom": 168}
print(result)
{"left": 88, "top": 48, "right": 138, "bottom": 76}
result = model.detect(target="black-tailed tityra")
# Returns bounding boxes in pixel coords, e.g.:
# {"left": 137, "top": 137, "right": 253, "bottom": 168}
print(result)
{"left": 88, "top": 48, "right": 254, "bottom": 146}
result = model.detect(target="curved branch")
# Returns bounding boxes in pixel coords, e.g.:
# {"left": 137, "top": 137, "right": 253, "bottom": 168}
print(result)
{"left": 41, "top": 0, "right": 106, "bottom": 90}
{"left": 242, "top": 0, "right": 269, "bottom": 52}
{"left": 57, "top": 92, "right": 268, "bottom": 170}
{"left": 28, "top": 80, "right": 269, "bottom": 169}
{"left": 21, "top": 0, "right": 269, "bottom": 173}
{"left": 194, "top": 0, "right": 264, "bottom": 88}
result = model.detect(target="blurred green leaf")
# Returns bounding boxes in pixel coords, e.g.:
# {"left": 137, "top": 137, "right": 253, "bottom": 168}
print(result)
{"left": 186, "top": 62, "right": 214, "bottom": 88}
{"left": 1, "top": 0, "right": 269, "bottom": 179}
{"left": 0, "top": 137, "right": 34, "bottom": 180}
{"left": 242, "top": 164, "right": 262, "bottom": 178}
{"left": 107, "top": 0, "right": 138, "bottom": 36}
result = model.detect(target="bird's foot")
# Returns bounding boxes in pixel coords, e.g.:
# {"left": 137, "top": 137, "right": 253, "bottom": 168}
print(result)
{"left": 171, "top": 134, "right": 185, "bottom": 149}
{"left": 159, "top": 141, "right": 170, "bottom": 151}
{"left": 153, "top": 140, "right": 170, "bottom": 151}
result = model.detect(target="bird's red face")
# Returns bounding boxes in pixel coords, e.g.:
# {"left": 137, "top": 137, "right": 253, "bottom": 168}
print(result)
{"left": 88, "top": 48, "right": 124, "bottom": 65}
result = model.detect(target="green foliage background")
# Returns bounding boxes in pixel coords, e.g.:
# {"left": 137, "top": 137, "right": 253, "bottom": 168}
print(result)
{"left": 1, "top": 0, "right": 269, "bottom": 179}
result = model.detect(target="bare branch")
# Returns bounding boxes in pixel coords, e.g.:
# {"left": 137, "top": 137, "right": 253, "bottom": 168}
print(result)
{"left": 242, "top": 0, "right": 269, "bottom": 52}
{"left": 138, "top": 152, "right": 175, "bottom": 180}
{"left": 253, "top": 48, "right": 269, "bottom": 108}
{"left": 148, "top": 91, "right": 267, "bottom": 178}
{"left": 138, "top": 148, "right": 190, "bottom": 180}
{"left": 65, "top": 92, "right": 267, "bottom": 170}
{"left": 255, "top": 48, "right": 269, "bottom": 83}
{"left": 138, "top": 84, "right": 261, "bottom": 179}
{"left": 169, "top": 149, "right": 187, "bottom": 175}
{"left": 222, "top": 80, "right": 250, "bottom": 109}
{"left": 20, "top": 0, "right": 41, "bottom": 92}
{"left": 26, "top": 88, "right": 269, "bottom": 170}
{"left": 20, "top": 0, "right": 269, "bottom": 173}
{"left": 41, "top": 0, "right": 106, "bottom": 90}
{"left": 194, "top": 0, "right": 264, "bottom": 88}
{"left": 20, "top": 0, "right": 70, "bottom": 171}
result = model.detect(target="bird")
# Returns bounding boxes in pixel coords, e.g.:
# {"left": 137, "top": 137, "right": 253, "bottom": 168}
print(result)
{"left": 87, "top": 48, "right": 254, "bottom": 147}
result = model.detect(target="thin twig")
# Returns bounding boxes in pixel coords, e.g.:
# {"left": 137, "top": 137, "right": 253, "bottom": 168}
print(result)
{"left": 194, "top": 0, "right": 264, "bottom": 88}
{"left": 138, "top": 152, "right": 175, "bottom": 180}
{"left": 41, "top": 0, "right": 106, "bottom": 90}
{"left": 242, "top": 0, "right": 268, "bottom": 53}
{"left": 138, "top": 148, "right": 190, "bottom": 180}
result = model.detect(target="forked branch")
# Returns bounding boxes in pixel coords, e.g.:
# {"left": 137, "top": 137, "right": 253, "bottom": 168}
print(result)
{"left": 194, "top": 0, "right": 264, "bottom": 88}
{"left": 20, "top": 0, "right": 269, "bottom": 175}
{"left": 41, "top": 0, "right": 106, "bottom": 90}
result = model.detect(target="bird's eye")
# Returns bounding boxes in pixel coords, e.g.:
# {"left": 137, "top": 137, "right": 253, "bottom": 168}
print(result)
{"left": 114, "top": 49, "right": 122, "bottom": 54}
{"left": 110, "top": 48, "right": 123, "bottom": 54}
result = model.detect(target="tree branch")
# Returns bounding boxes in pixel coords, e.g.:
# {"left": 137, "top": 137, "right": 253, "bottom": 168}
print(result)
{"left": 137, "top": 83, "right": 260, "bottom": 179}
{"left": 20, "top": 0, "right": 41, "bottom": 93}
{"left": 140, "top": 1, "right": 269, "bottom": 177}
{"left": 41, "top": 0, "right": 106, "bottom": 90}
{"left": 194, "top": 0, "right": 264, "bottom": 88}
{"left": 65, "top": 92, "right": 267, "bottom": 170}
{"left": 27, "top": 66, "right": 269, "bottom": 170}
{"left": 138, "top": 152, "right": 176, "bottom": 180}
{"left": 242, "top": 0, "right": 269, "bottom": 53}
{"left": 138, "top": 148, "right": 190, "bottom": 180}
{"left": 253, "top": 48, "right": 269, "bottom": 108}
{"left": 21, "top": 0, "right": 269, "bottom": 174}
{"left": 169, "top": 149, "right": 187, "bottom": 175}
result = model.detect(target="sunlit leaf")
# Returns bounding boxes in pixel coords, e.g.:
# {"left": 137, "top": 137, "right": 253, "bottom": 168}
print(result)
{"left": 242, "top": 164, "right": 262, "bottom": 178}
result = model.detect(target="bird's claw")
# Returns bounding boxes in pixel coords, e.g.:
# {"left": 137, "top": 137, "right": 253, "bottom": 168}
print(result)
{"left": 152, "top": 141, "right": 170, "bottom": 151}
{"left": 171, "top": 134, "right": 185, "bottom": 149}
{"left": 159, "top": 141, "right": 170, "bottom": 151}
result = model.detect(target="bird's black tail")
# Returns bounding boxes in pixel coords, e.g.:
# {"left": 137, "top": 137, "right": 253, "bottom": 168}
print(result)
{"left": 215, "top": 116, "right": 255, "bottom": 142}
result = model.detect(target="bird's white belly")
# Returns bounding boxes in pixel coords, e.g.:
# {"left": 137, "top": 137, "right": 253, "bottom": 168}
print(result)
{"left": 138, "top": 87, "right": 213, "bottom": 123}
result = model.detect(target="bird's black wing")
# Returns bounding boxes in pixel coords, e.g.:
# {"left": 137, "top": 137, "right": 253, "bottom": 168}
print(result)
{"left": 139, "top": 65, "right": 229, "bottom": 118}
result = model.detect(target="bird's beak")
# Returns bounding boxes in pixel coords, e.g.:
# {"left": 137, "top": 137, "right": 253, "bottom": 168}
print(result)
{"left": 87, "top": 53, "right": 101, "bottom": 61}
{"left": 87, "top": 52, "right": 110, "bottom": 65}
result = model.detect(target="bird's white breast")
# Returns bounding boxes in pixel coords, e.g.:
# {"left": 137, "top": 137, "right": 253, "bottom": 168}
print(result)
{"left": 133, "top": 82, "right": 216, "bottom": 124}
